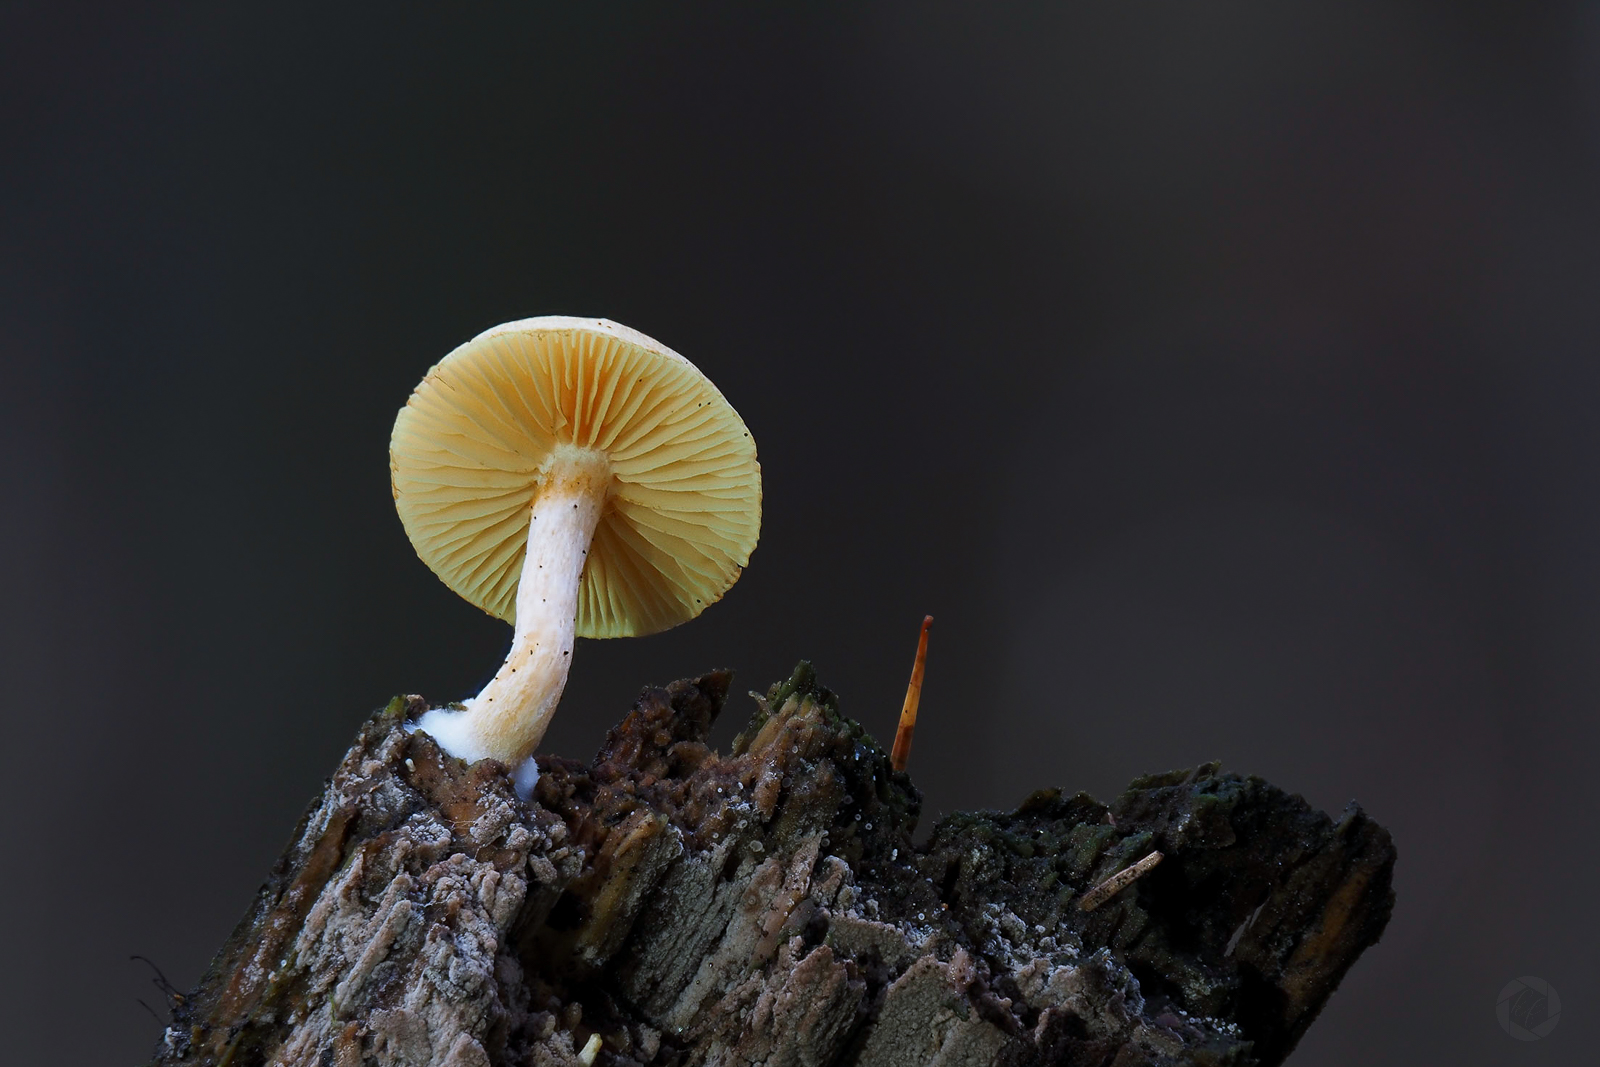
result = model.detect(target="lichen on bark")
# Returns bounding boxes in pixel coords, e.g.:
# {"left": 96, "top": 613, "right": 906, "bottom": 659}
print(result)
{"left": 149, "top": 662, "right": 1394, "bottom": 1067}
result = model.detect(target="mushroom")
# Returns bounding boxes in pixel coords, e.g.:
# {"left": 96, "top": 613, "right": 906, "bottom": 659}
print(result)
{"left": 389, "top": 317, "right": 761, "bottom": 780}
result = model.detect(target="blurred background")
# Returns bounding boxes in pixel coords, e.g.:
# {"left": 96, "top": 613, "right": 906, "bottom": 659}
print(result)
{"left": 3, "top": 2, "right": 1596, "bottom": 1063}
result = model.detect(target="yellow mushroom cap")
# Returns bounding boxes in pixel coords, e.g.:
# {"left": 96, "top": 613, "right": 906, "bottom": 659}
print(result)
{"left": 390, "top": 317, "right": 761, "bottom": 638}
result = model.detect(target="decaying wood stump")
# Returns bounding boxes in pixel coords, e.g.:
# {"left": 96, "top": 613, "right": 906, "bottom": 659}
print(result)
{"left": 147, "top": 663, "right": 1395, "bottom": 1067}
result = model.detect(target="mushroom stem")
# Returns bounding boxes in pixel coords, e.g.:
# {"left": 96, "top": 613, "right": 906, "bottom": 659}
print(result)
{"left": 416, "top": 447, "right": 611, "bottom": 766}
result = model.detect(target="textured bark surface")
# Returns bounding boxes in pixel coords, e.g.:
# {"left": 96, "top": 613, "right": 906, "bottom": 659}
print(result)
{"left": 148, "top": 663, "right": 1395, "bottom": 1067}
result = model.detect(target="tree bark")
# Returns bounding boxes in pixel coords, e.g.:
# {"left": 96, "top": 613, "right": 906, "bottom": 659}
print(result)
{"left": 147, "top": 663, "right": 1395, "bottom": 1067}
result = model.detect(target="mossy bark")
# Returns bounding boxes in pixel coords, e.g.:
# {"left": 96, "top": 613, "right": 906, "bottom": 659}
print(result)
{"left": 147, "top": 664, "right": 1394, "bottom": 1067}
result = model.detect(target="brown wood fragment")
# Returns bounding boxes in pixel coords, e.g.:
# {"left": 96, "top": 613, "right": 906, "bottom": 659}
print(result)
{"left": 1079, "top": 850, "right": 1165, "bottom": 912}
{"left": 889, "top": 615, "right": 931, "bottom": 772}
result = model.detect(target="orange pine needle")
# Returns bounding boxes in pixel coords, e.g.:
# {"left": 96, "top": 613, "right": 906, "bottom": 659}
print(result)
{"left": 890, "top": 615, "right": 932, "bottom": 773}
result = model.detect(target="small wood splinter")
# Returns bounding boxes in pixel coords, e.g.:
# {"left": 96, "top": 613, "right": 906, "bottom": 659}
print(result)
{"left": 890, "top": 615, "right": 932, "bottom": 773}
{"left": 1079, "top": 850, "right": 1164, "bottom": 912}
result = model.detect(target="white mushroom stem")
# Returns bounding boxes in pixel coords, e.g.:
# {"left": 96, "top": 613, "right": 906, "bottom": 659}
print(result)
{"left": 415, "top": 447, "right": 611, "bottom": 766}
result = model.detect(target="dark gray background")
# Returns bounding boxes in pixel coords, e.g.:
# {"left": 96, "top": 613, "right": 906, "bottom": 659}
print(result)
{"left": 3, "top": 3, "right": 1595, "bottom": 1063}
